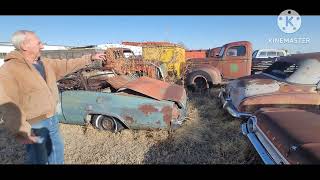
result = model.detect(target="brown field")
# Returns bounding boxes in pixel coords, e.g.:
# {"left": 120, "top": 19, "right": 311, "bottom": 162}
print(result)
{"left": 0, "top": 90, "right": 262, "bottom": 164}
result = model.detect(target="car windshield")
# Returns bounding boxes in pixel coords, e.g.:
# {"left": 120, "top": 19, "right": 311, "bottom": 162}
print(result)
{"left": 263, "top": 61, "right": 299, "bottom": 79}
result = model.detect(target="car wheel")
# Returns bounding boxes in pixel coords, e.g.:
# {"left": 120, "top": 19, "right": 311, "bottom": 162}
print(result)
{"left": 92, "top": 115, "right": 124, "bottom": 133}
{"left": 185, "top": 70, "right": 212, "bottom": 93}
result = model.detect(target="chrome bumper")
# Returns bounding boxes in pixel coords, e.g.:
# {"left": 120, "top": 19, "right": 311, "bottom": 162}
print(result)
{"left": 241, "top": 122, "right": 275, "bottom": 165}
{"left": 218, "top": 88, "right": 251, "bottom": 119}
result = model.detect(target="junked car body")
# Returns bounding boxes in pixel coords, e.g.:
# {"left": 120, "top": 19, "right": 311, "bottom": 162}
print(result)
{"left": 56, "top": 65, "right": 188, "bottom": 132}
{"left": 42, "top": 47, "right": 165, "bottom": 81}
{"left": 219, "top": 52, "right": 320, "bottom": 119}
{"left": 242, "top": 108, "right": 320, "bottom": 164}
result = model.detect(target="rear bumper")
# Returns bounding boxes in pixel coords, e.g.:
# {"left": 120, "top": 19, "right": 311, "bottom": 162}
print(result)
{"left": 218, "top": 88, "right": 251, "bottom": 119}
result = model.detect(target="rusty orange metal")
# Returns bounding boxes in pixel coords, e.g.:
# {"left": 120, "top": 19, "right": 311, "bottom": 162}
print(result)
{"left": 102, "top": 48, "right": 163, "bottom": 80}
{"left": 254, "top": 108, "right": 320, "bottom": 164}
{"left": 118, "top": 76, "right": 187, "bottom": 107}
{"left": 184, "top": 41, "right": 252, "bottom": 91}
{"left": 104, "top": 75, "right": 133, "bottom": 90}
{"left": 207, "top": 47, "right": 222, "bottom": 57}
{"left": 185, "top": 41, "right": 252, "bottom": 79}
{"left": 185, "top": 50, "right": 207, "bottom": 60}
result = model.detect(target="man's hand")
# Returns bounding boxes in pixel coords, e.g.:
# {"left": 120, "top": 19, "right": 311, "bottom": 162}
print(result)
{"left": 91, "top": 53, "right": 107, "bottom": 62}
{"left": 15, "top": 132, "right": 39, "bottom": 144}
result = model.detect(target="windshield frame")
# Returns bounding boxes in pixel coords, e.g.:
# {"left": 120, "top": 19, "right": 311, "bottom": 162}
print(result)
{"left": 217, "top": 46, "right": 225, "bottom": 57}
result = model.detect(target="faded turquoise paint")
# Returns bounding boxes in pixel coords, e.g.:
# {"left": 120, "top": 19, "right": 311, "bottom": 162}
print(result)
{"left": 230, "top": 64, "right": 239, "bottom": 73}
{"left": 59, "top": 91, "right": 179, "bottom": 129}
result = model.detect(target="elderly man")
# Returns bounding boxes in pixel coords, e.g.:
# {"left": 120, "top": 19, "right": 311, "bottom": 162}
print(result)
{"left": 0, "top": 30, "right": 107, "bottom": 164}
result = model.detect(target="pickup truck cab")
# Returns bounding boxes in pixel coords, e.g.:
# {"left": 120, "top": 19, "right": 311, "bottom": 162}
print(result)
{"left": 184, "top": 41, "right": 252, "bottom": 92}
{"left": 252, "top": 49, "right": 288, "bottom": 74}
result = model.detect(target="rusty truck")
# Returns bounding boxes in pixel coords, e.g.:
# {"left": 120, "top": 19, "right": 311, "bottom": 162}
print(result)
{"left": 184, "top": 41, "right": 252, "bottom": 92}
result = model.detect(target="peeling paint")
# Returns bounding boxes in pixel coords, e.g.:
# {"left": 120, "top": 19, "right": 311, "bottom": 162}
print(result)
{"left": 138, "top": 104, "right": 159, "bottom": 116}
{"left": 161, "top": 106, "right": 172, "bottom": 126}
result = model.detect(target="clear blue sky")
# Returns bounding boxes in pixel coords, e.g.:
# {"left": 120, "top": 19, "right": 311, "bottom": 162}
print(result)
{"left": 0, "top": 16, "right": 319, "bottom": 53}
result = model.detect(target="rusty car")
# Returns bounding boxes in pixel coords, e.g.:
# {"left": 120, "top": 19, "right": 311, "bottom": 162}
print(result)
{"left": 219, "top": 52, "right": 320, "bottom": 119}
{"left": 184, "top": 41, "right": 252, "bottom": 92}
{"left": 242, "top": 107, "right": 320, "bottom": 164}
{"left": 55, "top": 64, "right": 187, "bottom": 132}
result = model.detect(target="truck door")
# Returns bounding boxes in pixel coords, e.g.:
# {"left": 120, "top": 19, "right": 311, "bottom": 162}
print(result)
{"left": 221, "top": 45, "right": 250, "bottom": 79}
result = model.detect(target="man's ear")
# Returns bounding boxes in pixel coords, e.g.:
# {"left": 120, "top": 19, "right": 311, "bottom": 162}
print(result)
{"left": 19, "top": 41, "right": 28, "bottom": 51}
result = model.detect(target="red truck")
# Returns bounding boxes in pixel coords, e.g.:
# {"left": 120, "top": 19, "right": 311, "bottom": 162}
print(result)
{"left": 184, "top": 41, "right": 252, "bottom": 92}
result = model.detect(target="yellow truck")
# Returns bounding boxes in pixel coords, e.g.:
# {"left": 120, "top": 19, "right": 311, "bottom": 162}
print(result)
{"left": 142, "top": 45, "right": 185, "bottom": 79}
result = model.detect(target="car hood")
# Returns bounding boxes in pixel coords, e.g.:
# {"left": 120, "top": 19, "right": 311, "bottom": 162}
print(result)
{"left": 255, "top": 108, "right": 320, "bottom": 164}
{"left": 118, "top": 76, "right": 187, "bottom": 109}
{"left": 226, "top": 74, "right": 280, "bottom": 109}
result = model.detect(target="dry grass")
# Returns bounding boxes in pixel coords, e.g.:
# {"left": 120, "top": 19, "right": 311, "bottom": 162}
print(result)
{"left": 0, "top": 89, "right": 261, "bottom": 164}
{"left": 143, "top": 90, "right": 262, "bottom": 164}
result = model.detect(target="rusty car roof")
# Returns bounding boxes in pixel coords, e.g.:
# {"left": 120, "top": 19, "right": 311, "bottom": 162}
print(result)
{"left": 223, "top": 41, "right": 252, "bottom": 47}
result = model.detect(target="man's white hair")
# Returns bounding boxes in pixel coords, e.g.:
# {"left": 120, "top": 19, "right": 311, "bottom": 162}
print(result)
{"left": 11, "top": 30, "right": 35, "bottom": 50}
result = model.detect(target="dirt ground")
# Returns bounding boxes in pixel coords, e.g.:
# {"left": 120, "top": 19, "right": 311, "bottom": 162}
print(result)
{"left": 0, "top": 90, "right": 262, "bottom": 164}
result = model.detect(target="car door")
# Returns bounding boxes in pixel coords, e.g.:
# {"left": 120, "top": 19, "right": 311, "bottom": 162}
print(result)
{"left": 222, "top": 45, "right": 249, "bottom": 79}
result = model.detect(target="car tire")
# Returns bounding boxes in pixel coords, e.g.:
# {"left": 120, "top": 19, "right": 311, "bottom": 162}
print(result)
{"left": 185, "top": 70, "right": 212, "bottom": 92}
{"left": 92, "top": 115, "right": 124, "bottom": 132}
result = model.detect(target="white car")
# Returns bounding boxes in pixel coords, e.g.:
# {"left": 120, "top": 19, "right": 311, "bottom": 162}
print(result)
{"left": 252, "top": 49, "right": 288, "bottom": 59}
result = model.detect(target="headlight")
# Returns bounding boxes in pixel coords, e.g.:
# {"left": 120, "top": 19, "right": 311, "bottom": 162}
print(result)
{"left": 247, "top": 116, "right": 257, "bottom": 133}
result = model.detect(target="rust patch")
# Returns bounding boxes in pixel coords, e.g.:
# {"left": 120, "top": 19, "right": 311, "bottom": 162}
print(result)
{"left": 172, "top": 106, "right": 180, "bottom": 119}
{"left": 138, "top": 104, "right": 158, "bottom": 116}
{"left": 120, "top": 76, "right": 185, "bottom": 103}
{"left": 185, "top": 50, "right": 207, "bottom": 60}
{"left": 163, "top": 84, "right": 184, "bottom": 102}
{"left": 237, "top": 78, "right": 276, "bottom": 88}
{"left": 124, "top": 116, "right": 134, "bottom": 124}
{"left": 104, "top": 75, "right": 133, "bottom": 90}
{"left": 279, "top": 84, "right": 314, "bottom": 93}
{"left": 161, "top": 106, "right": 172, "bottom": 126}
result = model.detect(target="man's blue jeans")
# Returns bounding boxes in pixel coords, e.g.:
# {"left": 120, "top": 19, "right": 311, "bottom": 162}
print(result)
{"left": 26, "top": 115, "right": 64, "bottom": 164}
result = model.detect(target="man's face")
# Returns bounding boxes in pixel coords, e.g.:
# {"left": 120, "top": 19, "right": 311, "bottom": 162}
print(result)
{"left": 23, "top": 33, "right": 44, "bottom": 59}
